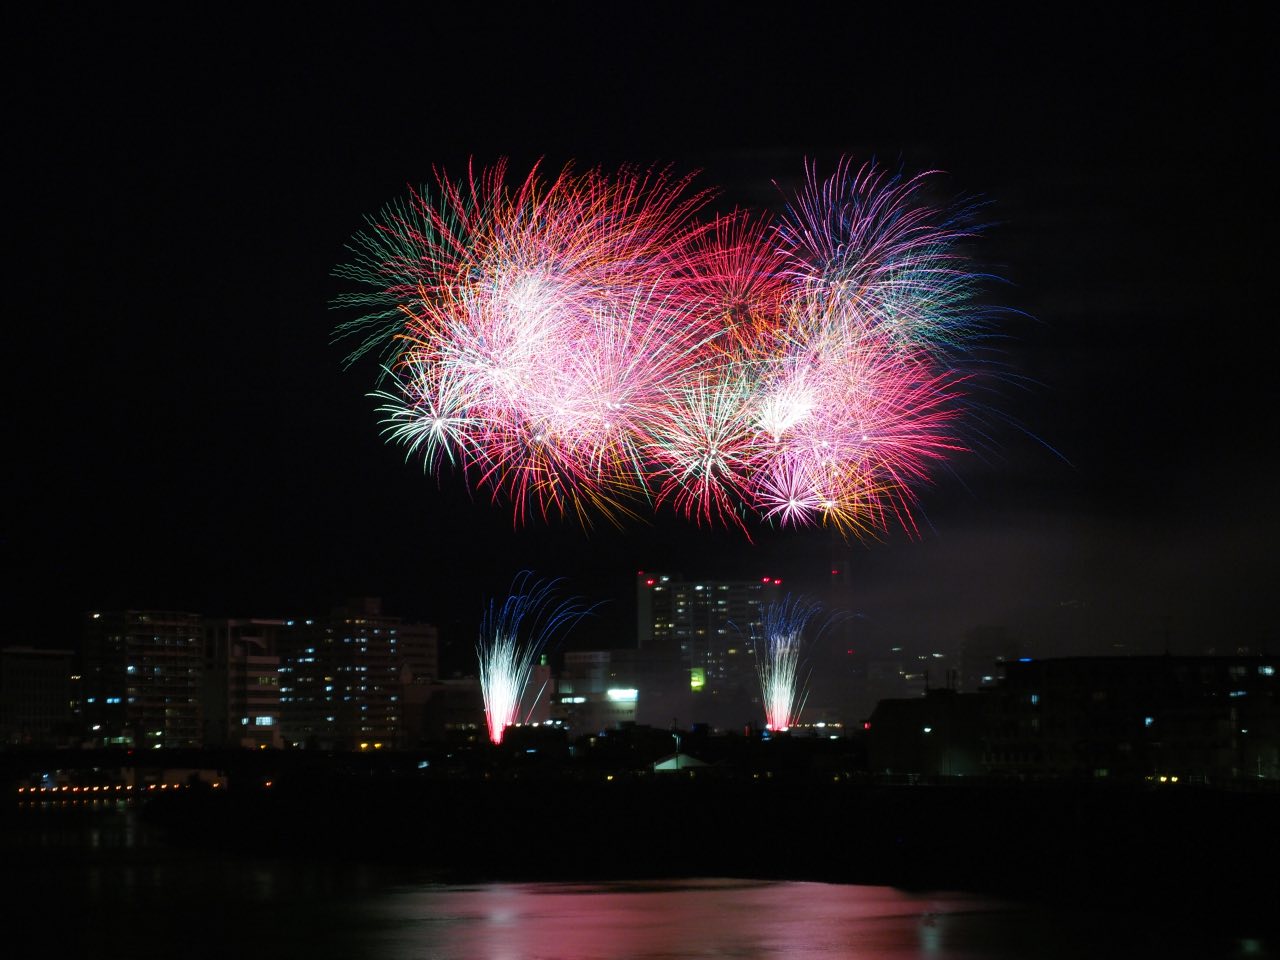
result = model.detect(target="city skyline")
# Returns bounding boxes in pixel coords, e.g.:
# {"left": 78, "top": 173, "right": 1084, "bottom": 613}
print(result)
{"left": 8, "top": 8, "right": 1272, "bottom": 663}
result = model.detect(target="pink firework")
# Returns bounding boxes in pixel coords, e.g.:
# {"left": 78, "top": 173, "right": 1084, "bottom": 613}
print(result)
{"left": 673, "top": 212, "right": 790, "bottom": 360}
{"left": 647, "top": 369, "right": 762, "bottom": 531}
{"left": 365, "top": 162, "right": 721, "bottom": 524}
{"left": 338, "top": 157, "right": 992, "bottom": 538}
{"left": 747, "top": 299, "right": 967, "bottom": 535}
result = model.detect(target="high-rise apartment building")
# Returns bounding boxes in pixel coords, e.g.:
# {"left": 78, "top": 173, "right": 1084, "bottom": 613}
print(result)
{"left": 83, "top": 610, "right": 204, "bottom": 748}
{"left": 636, "top": 572, "right": 784, "bottom": 727}
{"left": 277, "top": 598, "right": 438, "bottom": 750}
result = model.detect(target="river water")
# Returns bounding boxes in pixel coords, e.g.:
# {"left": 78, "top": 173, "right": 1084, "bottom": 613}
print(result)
{"left": 4, "top": 804, "right": 1273, "bottom": 958}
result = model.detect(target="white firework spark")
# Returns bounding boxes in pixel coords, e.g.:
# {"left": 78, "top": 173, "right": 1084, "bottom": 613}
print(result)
{"left": 477, "top": 574, "right": 590, "bottom": 745}
{"left": 755, "top": 596, "right": 824, "bottom": 732}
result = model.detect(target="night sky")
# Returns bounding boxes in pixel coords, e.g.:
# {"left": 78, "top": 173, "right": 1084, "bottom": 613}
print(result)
{"left": 8, "top": 6, "right": 1273, "bottom": 662}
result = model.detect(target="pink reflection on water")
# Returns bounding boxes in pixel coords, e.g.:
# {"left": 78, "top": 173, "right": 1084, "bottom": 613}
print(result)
{"left": 369, "top": 878, "right": 1005, "bottom": 959}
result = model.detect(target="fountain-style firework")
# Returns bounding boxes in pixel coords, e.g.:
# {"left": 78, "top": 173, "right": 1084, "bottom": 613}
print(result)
{"left": 754, "top": 596, "right": 824, "bottom": 732}
{"left": 336, "top": 158, "right": 991, "bottom": 536}
{"left": 477, "top": 574, "right": 589, "bottom": 745}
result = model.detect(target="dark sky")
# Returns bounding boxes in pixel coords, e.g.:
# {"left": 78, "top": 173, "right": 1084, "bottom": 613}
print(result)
{"left": 7, "top": 5, "right": 1274, "bottom": 659}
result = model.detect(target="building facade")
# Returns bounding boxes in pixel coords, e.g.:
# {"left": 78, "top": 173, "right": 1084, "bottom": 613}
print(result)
{"left": 867, "top": 655, "right": 1280, "bottom": 782}
{"left": 636, "top": 572, "right": 784, "bottom": 727}
{"left": 277, "top": 598, "right": 438, "bottom": 750}
{"left": 0, "top": 647, "right": 75, "bottom": 747}
{"left": 83, "top": 611, "right": 204, "bottom": 748}
{"left": 203, "top": 618, "right": 284, "bottom": 748}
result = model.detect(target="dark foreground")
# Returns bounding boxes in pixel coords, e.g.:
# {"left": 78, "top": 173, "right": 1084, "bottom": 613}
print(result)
{"left": 104, "top": 776, "right": 1280, "bottom": 923}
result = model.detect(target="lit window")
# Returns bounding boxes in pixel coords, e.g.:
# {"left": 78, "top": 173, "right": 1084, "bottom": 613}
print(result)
{"left": 254, "top": 717, "right": 274, "bottom": 726}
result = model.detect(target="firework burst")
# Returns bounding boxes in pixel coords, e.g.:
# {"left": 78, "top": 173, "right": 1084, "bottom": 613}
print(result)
{"left": 773, "top": 158, "right": 988, "bottom": 356}
{"left": 336, "top": 157, "right": 997, "bottom": 537}
{"left": 477, "top": 574, "right": 590, "bottom": 746}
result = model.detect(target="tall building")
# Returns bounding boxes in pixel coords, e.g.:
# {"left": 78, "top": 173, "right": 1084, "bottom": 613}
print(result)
{"left": 637, "top": 572, "right": 784, "bottom": 728}
{"left": 83, "top": 611, "right": 204, "bottom": 748}
{"left": 0, "top": 647, "right": 75, "bottom": 747}
{"left": 277, "top": 598, "right": 438, "bottom": 750}
{"left": 203, "top": 618, "right": 284, "bottom": 748}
